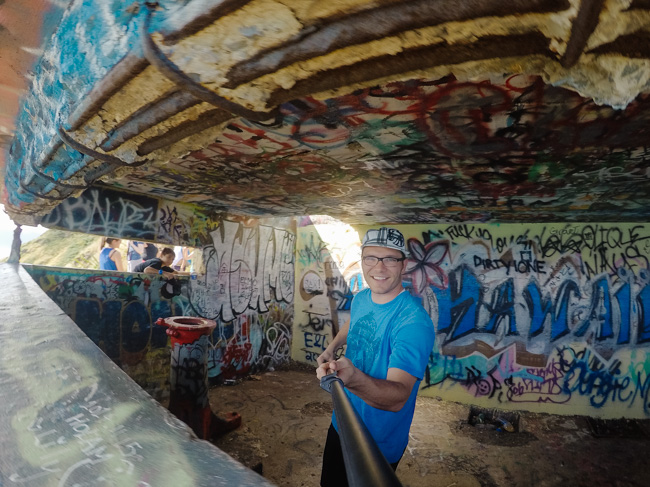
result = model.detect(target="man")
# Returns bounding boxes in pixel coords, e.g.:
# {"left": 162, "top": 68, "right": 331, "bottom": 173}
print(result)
{"left": 316, "top": 227, "right": 435, "bottom": 487}
{"left": 134, "top": 247, "right": 185, "bottom": 279}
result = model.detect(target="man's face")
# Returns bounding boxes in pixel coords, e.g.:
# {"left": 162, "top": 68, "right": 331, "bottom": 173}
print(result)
{"left": 161, "top": 253, "right": 174, "bottom": 266}
{"left": 361, "top": 246, "right": 406, "bottom": 303}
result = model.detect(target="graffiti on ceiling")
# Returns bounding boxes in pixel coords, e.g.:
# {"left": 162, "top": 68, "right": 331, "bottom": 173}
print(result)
{"left": 2, "top": 0, "right": 650, "bottom": 225}
{"left": 100, "top": 74, "right": 650, "bottom": 223}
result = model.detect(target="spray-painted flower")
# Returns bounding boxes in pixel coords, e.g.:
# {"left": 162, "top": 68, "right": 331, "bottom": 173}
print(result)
{"left": 404, "top": 239, "right": 449, "bottom": 294}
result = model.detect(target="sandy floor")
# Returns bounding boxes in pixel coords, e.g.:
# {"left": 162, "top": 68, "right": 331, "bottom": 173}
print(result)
{"left": 208, "top": 365, "right": 649, "bottom": 487}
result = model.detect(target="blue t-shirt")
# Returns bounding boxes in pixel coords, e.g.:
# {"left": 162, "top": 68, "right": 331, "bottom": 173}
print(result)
{"left": 99, "top": 247, "right": 117, "bottom": 271}
{"left": 333, "top": 288, "right": 435, "bottom": 463}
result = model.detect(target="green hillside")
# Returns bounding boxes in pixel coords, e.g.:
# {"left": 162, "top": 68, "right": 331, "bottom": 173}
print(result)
{"left": 3, "top": 229, "right": 128, "bottom": 269}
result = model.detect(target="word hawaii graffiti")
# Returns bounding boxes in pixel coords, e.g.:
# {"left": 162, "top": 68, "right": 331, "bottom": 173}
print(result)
{"left": 413, "top": 226, "right": 650, "bottom": 361}
{"left": 432, "top": 263, "right": 650, "bottom": 355}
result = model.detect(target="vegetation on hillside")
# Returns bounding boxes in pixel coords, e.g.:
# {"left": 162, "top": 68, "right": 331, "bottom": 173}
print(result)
{"left": 2, "top": 229, "right": 128, "bottom": 269}
{"left": 3, "top": 230, "right": 199, "bottom": 271}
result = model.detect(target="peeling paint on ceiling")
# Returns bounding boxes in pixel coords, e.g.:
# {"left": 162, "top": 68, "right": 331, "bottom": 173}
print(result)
{"left": 2, "top": 0, "right": 650, "bottom": 225}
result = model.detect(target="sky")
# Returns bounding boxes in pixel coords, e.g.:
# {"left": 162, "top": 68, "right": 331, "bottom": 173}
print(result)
{"left": 0, "top": 204, "right": 48, "bottom": 259}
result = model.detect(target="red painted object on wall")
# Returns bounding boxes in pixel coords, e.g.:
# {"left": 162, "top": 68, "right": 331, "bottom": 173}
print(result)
{"left": 156, "top": 316, "right": 241, "bottom": 439}
{"left": 158, "top": 315, "right": 215, "bottom": 346}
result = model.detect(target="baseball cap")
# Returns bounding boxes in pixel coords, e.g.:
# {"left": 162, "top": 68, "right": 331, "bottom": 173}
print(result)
{"left": 361, "top": 227, "right": 409, "bottom": 257}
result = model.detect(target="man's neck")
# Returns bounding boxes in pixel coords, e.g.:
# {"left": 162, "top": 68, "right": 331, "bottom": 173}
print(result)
{"left": 370, "top": 286, "right": 404, "bottom": 305}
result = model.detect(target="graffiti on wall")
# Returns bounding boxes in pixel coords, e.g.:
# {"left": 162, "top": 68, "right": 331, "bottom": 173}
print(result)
{"left": 171, "top": 335, "right": 212, "bottom": 408}
{"left": 40, "top": 186, "right": 219, "bottom": 246}
{"left": 25, "top": 218, "right": 295, "bottom": 398}
{"left": 189, "top": 220, "right": 295, "bottom": 379}
{"left": 25, "top": 266, "right": 189, "bottom": 400}
{"left": 294, "top": 220, "right": 650, "bottom": 418}
{"left": 293, "top": 216, "right": 364, "bottom": 362}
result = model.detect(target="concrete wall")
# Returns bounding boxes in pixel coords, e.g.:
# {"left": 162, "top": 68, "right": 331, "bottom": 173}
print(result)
{"left": 8, "top": 0, "right": 650, "bottom": 226}
{"left": 23, "top": 265, "right": 188, "bottom": 401}
{"left": 41, "top": 186, "right": 220, "bottom": 247}
{"left": 294, "top": 217, "right": 650, "bottom": 418}
{"left": 25, "top": 218, "right": 295, "bottom": 399}
{"left": 0, "top": 264, "right": 271, "bottom": 487}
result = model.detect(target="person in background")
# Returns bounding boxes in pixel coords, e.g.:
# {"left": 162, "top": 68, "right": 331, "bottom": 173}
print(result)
{"left": 172, "top": 246, "right": 184, "bottom": 271}
{"left": 172, "top": 246, "right": 194, "bottom": 272}
{"left": 134, "top": 247, "right": 188, "bottom": 278}
{"left": 143, "top": 242, "right": 159, "bottom": 261}
{"left": 183, "top": 247, "right": 194, "bottom": 272}
{"left": 316, "top": 227, "right": 435, "bottom": 487}
{"left": 127, "top": 241, "right": 146, "bottom": 272}
{"left": 99, "top": 237, "right": 125, "bottom": 271}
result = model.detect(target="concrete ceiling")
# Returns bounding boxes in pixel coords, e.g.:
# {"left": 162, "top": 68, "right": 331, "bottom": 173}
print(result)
{"left": 2, "top": 0, "right": 650, "bottom": 226}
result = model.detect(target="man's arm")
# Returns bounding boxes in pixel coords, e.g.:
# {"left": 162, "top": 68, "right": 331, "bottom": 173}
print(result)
{"left": 317, "top": 321, "right": 349, "bottom": 365}
{"left": 142, "top": 265, "right": 175, "bottom": 280}
{"left": 318, "top": 358, "right": 416, "bottom": 412}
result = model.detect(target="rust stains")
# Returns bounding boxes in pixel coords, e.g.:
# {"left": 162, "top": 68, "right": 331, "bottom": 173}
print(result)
{"left": 136, "top": 108, "right": 233, "bottom": 156}
{"left": 161, "top": 0, "right": 255, "bottom": 45}
{"left": 67, "top": 54, "right": 150, "bottom": 132}
{"left": 268, "top": 33, "right": 554, "bottom": 107}
{"left": 561, "top": 0, "right": 606, "bottom": 67}
{"left": 225, "top": 0, "right": 569, "bottom": 88}
{"left": 589, "top": 30, "right": 650, "bottom": 57}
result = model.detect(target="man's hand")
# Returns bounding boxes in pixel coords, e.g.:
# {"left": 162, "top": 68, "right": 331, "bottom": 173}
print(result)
{"left": 318, "top": 358, "right": 417, "bottom": 412}
{"left": 315, "top": 357, "right": 357, "bottom": 384}
{"left": 326, "top": 357, "right": 357, "bottom": 385}
{"left": 316, "top": 350, "right": 335, "bottom": 380}
{"left": 316, "top": 349, "right": 335, "bottom": 366}
{"left": 316, "top": 362, "right": 334, "bottom": 380}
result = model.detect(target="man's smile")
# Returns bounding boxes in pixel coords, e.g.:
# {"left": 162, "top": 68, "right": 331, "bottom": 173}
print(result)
{"left": 361, "top": 246, "right": 406, "bottom": 303}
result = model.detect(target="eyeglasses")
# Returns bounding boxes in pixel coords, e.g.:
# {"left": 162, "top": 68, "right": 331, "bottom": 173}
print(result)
{"left": 362, "top": 256, "right": 405, "bottom": 267}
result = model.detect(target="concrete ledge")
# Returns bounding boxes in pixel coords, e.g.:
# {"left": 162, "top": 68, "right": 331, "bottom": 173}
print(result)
{"left": 0, "top": 263, "right": 273, "bottom": 486}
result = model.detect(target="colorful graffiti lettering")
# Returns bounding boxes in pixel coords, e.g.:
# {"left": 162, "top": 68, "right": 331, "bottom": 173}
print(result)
{"left": 296, "top": 221, "right": 650, "bottom": 418}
